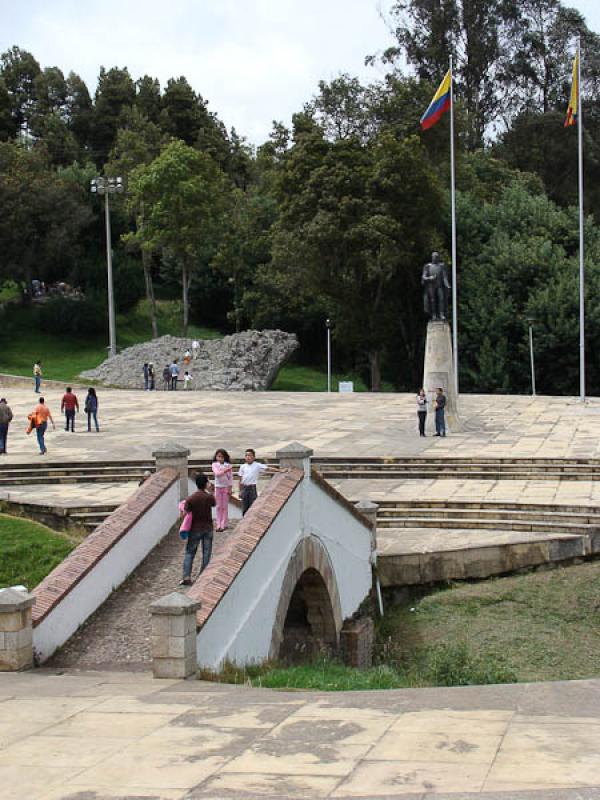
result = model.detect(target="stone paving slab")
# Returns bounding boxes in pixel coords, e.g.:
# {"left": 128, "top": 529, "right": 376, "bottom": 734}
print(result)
{"left": 1, "top": 388, "right": 600, "bottom": 463}
{"left": 0, "top": 481, "right": 135, "bottom": 508}
{"left": 0, "top": 670, "right": 599, "bottom": 798}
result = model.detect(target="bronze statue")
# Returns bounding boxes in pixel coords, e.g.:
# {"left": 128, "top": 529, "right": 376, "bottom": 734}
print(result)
{"left": 422, "top": 252, "right": 450, "bottom": 321}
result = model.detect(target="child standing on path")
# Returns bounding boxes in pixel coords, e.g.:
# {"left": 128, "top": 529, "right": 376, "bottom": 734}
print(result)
{"left": 183, "top": 371, "right": 193, "bottom": 390}
{"left": 238, "top": 448, "right": 279, "bottom": 515}
{"left": 28, "top": 397, "right": 55, "bottom": 455}
{"left": 212, "top": 449, "right": 233, "bottom": 531}
{"left": 33, "top": 360, "right": 42, "bottom": 393}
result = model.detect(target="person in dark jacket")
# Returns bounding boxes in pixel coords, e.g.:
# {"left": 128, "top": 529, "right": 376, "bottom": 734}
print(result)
{"left": 435, "top": 387, "right": 447, "bottom": 437}
{"left": 180, "top": 474, "right": 215, "bottom": 585}
{"left": 0, "top": 398, "right": 13, "bottom": 454}
{"left": 85, "top": 388, "right": 99, "bottom": 432}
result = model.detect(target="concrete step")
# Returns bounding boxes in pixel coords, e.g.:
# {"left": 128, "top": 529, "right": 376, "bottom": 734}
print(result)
{"left": 377, "top": 508, "right": 600, "bottom": 524}
{"left": 377, "top": 516, "right": 599, "bottom": 534}
{"left": 320, "top": 470, "right": 600, "bottom": 481}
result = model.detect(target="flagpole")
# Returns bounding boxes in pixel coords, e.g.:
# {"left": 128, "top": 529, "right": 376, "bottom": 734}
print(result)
{"left": 449, "top": 55, "right": 458, "bottom": 397}
{"left": 577, "top": 38, "right": 585, "bottom": 402}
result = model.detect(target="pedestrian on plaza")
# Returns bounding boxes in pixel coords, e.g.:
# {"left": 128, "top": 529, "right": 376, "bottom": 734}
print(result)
{"left": 143, "top": 362, "right": 149, "bottom": 391}
{"left": 435, "top": 387, "right": 447, "bottom": 437}
{"left": 33, "top": 360, "right": 42, "bottom": 393}
{"left": 416, "top": 388, "right": 428, "bottom": 437}
{"left": 170, "top": 359, "right": 179, "bottom": 391}
{"left": 183, "top": 371, "right": 193, "bottom": 390}
{"left": 0, "top": 398, "right": 13, "bottom": 455}
{"left": 162, "top": 365, "right": 170, "bottom": 391}
{"left": 148, "top": 363, "right": 155, "bottom": 391}
{"left": 61, "top": 387, "right": 79, "bottom": 432}
{"left": 192, "top": 339, "right": 200, "bottom": 359}
{"left": 212, "top": 448, "right": 233, "bottom": 531}
{"left": 84, "top": 387, "right": 99, "bottom": 432}
{"left": 179, "top": 473, "right": 215, "bottom": 586}
{"left": 238, "top": 448, "right": 279, "bottom": 515}
{"left": 27, "top": 397, "right": 55, "bottom": 455}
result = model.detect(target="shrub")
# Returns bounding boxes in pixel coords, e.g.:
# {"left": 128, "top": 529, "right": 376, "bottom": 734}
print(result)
{"left": 424, "top": 641, "right": 517, "bottom": 686}
{"left": 37, "top": 295, "right": 106, "bottom": 337}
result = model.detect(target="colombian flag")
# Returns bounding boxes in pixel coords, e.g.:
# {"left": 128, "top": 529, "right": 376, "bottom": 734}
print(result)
{"left": 420, "top": 70, "right": 452, "bottom": 130}
{"left": 565, "top": 51, "right": 578, "bottom": 127}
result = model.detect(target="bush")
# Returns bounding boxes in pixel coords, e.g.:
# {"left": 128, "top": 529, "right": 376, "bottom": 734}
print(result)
{"left": 37, "top": 295, "right": 106, "bottom": 337}
{"left": 424, "top": 641, "right": 517, "bottom": 686}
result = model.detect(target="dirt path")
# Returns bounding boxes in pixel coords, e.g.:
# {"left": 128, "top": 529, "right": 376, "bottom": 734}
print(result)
{"left": 49, "top": 523, "right": 237, "bottom": 671}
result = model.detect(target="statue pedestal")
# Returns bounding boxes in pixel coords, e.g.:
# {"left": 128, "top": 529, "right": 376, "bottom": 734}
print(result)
{"left": 423, "top": 321, "right": 461, "bottom": 434}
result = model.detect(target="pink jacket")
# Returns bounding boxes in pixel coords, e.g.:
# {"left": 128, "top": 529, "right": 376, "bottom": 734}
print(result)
{"left": 211, "top": 461, "right": 233, "bottom": 489}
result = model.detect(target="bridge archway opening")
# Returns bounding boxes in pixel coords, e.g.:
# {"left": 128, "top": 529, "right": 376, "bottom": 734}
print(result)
{"left": 279, "top": 568, "right": 337, "bottom": 664}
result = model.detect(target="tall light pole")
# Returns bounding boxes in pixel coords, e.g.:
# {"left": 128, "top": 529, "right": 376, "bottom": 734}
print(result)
{"left": 326, "top": 318, "right": 332, "bottom": 393}
{"left": 526, "top": 316, "right": 536, "bottom": 397}
{"left": 91, "top": 176, "right": 124, "bottom": 358}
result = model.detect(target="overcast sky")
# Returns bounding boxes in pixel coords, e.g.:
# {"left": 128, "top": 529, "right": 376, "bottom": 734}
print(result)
{"left": 2, "top": 0, "right": 599, "bottom": 145}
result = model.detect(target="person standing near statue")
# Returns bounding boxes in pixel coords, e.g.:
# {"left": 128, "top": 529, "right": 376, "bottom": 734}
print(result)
{"left": 422, "top": 252, "right": 450, "bottom": 321}
{"left": 434, "top": 387, "right": 447, "bottom": 437}
{"left": 416, "top": 388, "right": 428, "bottom": 437}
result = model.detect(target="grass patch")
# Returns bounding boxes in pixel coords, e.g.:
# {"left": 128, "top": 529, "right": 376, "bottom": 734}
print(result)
{"left": 272, "top": 364, "right": 394, "bottom": 392}
{"left": 0, "top": 281, "right": 20, "bottom": 303}
{"left": 378, "top": 560, "right": 600, "bottom": 683}
{"left": 0, "top": 299, "right": 223, "bottom": 383}
{"left": 0, "top": 513, "right": 75, "bottom": 589}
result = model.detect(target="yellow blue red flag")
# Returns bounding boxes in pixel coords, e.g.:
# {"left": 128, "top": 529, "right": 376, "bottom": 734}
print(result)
{"left": 420, "top": 70, "right": 452, "bottom": 130}
{"left": 565, "top": 51, "right": 579, "bottom": 127}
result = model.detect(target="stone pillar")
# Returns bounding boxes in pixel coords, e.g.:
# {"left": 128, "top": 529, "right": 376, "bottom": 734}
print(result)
{"left": 0, "top": 588, "right": 35, "bottom": 671}
{"left": 423, "top": 320, "right": 461, "bottom": 433}
{"left": 355, "top": 500, "right": 378, "bottom": 553}
{"left": 152, "top": 442, "right": 191, "bottom": 500}
{"left": 276, "top": 442, "right": 314, "bottom": 479}
{"left": 150, "top": 592, "right": 200, "bottom": 679}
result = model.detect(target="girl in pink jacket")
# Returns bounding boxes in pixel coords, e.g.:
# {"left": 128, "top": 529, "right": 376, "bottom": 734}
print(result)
{"left": 212, "top": 448, "right": 233, "bottom": 531}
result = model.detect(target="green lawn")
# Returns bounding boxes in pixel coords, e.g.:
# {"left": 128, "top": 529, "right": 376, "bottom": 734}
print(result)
{"left": 200, "top": 561, "right": 600, "bottom": 690}
{"left": 0, "top": 513, "right": 75, "bottom": 589}
{"left": 272, "top": 364, "right": 394, "bottom": 392}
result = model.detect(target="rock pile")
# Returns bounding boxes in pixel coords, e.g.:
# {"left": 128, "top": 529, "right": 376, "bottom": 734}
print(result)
{"left": 80, "top": 329, "right": 298, "bottom": 391}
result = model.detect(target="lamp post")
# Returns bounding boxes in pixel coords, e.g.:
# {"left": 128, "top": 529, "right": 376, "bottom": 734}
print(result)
{"left": 326, "top": 318, "right": 332, "bottom": 393}
{"left": 91, "top": 176, "right": 124, "bottom": 358}
{"left": 526, "top": 316, "right": 536, "bottom": 397}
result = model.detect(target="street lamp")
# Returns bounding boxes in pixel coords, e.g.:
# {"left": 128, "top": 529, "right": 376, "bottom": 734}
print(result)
{"left": 91, "top": 176, "right": 124, "bottom": 358}
{"left": 326, "top": 318, "right": 332, "bottom": 393}
{"left": 526, "top": 316, "right": 536, "bottom": 397}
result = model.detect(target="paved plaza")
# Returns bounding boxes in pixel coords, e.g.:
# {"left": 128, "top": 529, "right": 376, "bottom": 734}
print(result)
{"left": 1, "top": 386, "right": 600, "bottom": 463}
{"left": 0, "top": 669, "right": 600, "bottom": 799}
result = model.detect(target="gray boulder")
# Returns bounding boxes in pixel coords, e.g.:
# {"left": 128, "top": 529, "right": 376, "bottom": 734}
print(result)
{"left": 81, "top": 329, "right": 298, "bottom": 391}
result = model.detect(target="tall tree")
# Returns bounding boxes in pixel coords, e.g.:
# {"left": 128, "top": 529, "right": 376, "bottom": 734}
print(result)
{"left": 0, "top": 46, "right": 41, "bottom": 137}
{"left": 127, "top": 140, "right": 230, "bottom": 334}
{"left": 136, "top": 75, "right": 162, "bottom": 123}
{"left": 90, "top": 66, "right": 135, "bottom": 165}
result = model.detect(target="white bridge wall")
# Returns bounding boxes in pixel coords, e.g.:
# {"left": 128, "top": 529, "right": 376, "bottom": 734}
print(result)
{"left": 196, "top": 478, "right": 372, "bottom": 670}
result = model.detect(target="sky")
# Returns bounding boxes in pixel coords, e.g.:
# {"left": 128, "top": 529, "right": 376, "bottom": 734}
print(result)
{"left": 1, "top": 0, "right": 599, "bottom": 146}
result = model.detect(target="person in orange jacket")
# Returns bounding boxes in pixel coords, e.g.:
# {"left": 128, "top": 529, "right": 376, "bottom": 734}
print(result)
{"left": 28, "top": 397, "right": 55, "bottom": 455}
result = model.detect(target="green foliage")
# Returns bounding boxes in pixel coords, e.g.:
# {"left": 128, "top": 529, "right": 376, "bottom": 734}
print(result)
{"left": 0, "top": 513, "right": 74, "bottom": 589}
{"left": 37, "top": 295, "right": 106, "bottom": 337}
{"left": 424, "top": 641, "right": 516, "bottom": 686}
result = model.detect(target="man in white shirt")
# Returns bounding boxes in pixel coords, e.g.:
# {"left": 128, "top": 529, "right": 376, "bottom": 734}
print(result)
{"left": 192, "top": 340, "right": 200, "bottom": 359}
{"left": 238, "top": 448, "right": 278, "bottom": 515}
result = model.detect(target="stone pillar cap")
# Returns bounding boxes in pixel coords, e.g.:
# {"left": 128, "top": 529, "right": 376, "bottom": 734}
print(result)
{"left": 355, "top": 500, "right": 379, "bottom": 512}
{"left": 276, "top": 442, "right": 314, "bottom": 459}
{"left": 150, "top": 591, "right": 200, "bottom": 615}
{"left": 0, "top": 587, "right": 35, "bottom": 611}
{"left": 152, "top": 442, "right": 191, "bottom": 458}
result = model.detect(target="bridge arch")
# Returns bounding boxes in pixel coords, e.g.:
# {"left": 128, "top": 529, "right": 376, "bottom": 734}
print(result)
{"left": 270, "top": 535, "right": 343, "bottom": 663}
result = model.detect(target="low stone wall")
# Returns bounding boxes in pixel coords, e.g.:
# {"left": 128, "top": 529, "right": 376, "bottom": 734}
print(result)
{"left": 31, "top": 469, "right": 179, "bottom": 663}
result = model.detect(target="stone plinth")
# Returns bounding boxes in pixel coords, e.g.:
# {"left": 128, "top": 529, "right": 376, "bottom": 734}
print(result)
{"left": 340, "top": 617, "right": 374, "bottom": 669}
{"left": 276, "top": 442, "right": 313, "bottom": 478}
{"left": 355, "top": 500, "right": 378, "bottom": 552}
{"left": 0, "top": 588, "right": 35, "bottom": 671}
{"left": 152, "top": 442, "right": 190, "bottom": 500}
{"left": 423, "top": 320, "right": 461, "bottom": 433}
{"left": 150, "top": 592, "right": 200, "bottom": 679}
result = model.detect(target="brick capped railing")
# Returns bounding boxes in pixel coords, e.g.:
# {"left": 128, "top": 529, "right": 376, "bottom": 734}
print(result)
{"left": 31, "top": 468, "right": 179, "bottom": 663}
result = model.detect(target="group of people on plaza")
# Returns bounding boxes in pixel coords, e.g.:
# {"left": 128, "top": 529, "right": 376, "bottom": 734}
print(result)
{"left": 143, "top": 342, "right": 201, "bottom": 392}
{"left": 178, "top": 447, "right": 279, "bottom": 585}
{"left": 416, "top": 387, "right": 447, "bottom": 437}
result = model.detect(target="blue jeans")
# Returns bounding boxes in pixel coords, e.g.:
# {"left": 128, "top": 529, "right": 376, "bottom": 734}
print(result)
{"left": 183, "top": 530, "right": 213, "bottom": 579}
{"left": 435, "top": 408, "right": 446, "bottom": 436}
{"left": 87, "top": 411, "right": 99, "bottom": 432}
{"left": 65, "top": 410, "right": 75, "bottom": 431}
{"left": 36, "top": 421, "right": 47, "bottom": 453}
{"left": 0, "top": 423, "right": 8, "bottom": 453}
{"left": 34, "top": 375, "right": 41, "bottom": 393}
